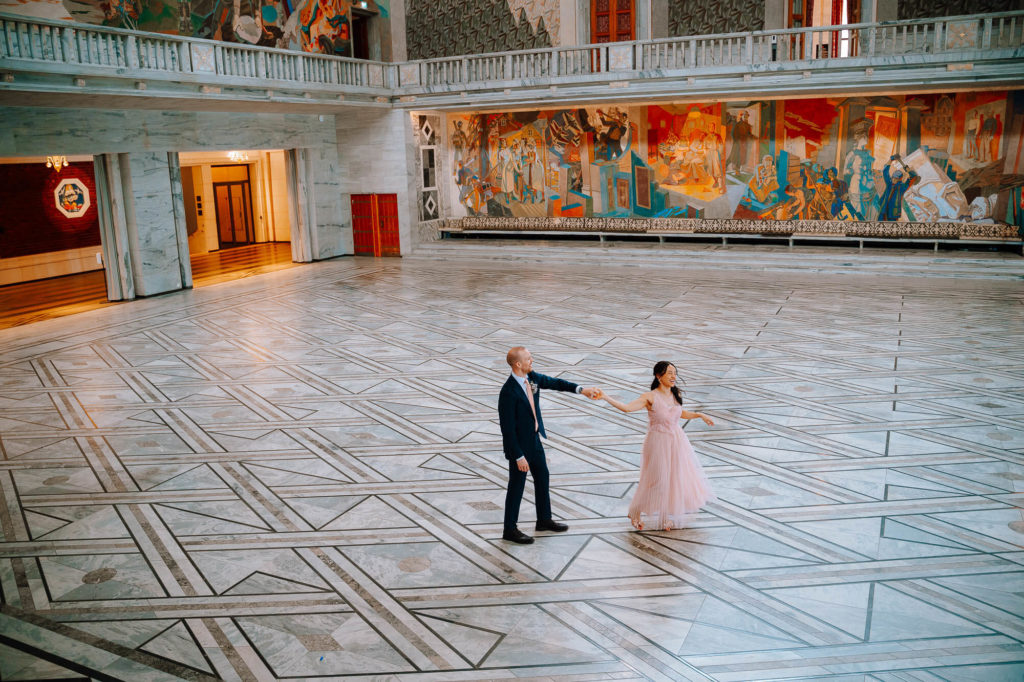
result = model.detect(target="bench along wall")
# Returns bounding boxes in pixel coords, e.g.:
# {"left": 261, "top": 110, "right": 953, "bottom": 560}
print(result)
{"left": 441, "top": 90, "right": 1024, "bottom": 231}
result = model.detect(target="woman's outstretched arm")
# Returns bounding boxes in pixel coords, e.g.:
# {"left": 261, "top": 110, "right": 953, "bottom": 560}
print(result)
{"left": 600, "top": 390, "right": 651, "bottom": 413}
{"left": 681, "top": 409, "right": 714, "bottom": 425}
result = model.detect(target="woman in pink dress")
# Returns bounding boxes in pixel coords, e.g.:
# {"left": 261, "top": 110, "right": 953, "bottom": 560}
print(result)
{"left": 599, "top": 361, "right": 716, "bottom": 530}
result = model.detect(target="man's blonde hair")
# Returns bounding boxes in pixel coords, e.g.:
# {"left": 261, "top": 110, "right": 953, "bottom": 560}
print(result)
{"left": 506, "top": 346, "right": 527, "bottom": 367}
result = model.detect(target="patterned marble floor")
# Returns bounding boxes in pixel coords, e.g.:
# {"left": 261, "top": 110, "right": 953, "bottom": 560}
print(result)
{"left": 0, "top": 255, "right": 1022, "bottom": 681}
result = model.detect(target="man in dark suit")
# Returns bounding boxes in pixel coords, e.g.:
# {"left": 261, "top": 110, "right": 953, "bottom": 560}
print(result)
{"left": 499, "top": 346, "right": 600, "bottom": 544}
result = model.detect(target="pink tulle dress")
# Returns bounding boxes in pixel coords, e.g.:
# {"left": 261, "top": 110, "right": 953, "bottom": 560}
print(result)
{"left": 628, "top": 391, "right": 715, "bottom": 530}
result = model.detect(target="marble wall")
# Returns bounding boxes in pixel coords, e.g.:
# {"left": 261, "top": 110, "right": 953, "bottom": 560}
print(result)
{"left": 444, "top": 92, "right": 1024, "bottom": 231}
{"left": 335, "top": 108, "right": 418, "bottom": 254}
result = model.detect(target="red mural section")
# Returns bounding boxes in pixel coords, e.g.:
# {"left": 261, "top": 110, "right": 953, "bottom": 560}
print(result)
{"left": 0, "top": 162, "right": 101, "bottom": 258}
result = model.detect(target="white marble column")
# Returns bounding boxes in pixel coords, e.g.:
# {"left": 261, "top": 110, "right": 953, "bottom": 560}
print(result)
{"left": 93, "top": 153, "right": 135, "bottom": 301}
{"left": 287, "top": 148, "right": 316, "bottom": 263}
{"left": 120, "top": 152, "right": 185, "bottom": 297}
{"left": 167, "top": 152, "right": 193, "bottom": 289}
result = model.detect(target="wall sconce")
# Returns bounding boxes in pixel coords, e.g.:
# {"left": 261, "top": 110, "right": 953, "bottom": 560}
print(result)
{"left": 227, "top": 151, "right": 249, "bottom": 162}
{"left": 45, "top": 155, "right": 68, "bottom": 172}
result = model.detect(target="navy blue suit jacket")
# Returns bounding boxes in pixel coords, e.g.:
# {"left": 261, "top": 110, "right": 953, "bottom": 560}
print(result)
{"left": 498, "top": 371, "right": 579, "bottom": 461}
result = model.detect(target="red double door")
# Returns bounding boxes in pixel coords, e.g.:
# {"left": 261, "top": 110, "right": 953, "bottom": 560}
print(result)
{"left": 351, "top": 193, "right": 400, "bottom": 257}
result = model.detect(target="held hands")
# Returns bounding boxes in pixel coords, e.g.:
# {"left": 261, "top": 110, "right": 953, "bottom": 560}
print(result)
{"left": 581, "top": 386, "right": 602, "bottom": 400}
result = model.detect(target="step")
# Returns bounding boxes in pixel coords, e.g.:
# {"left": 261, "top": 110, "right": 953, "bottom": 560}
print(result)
{"left": 407, "top": 240, "right": 1024, "bottom": 280}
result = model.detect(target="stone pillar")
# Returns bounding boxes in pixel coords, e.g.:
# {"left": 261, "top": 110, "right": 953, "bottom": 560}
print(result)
{"left": 286, "top": 148, "right": 317, "bottom": 263}
{"left": 389, "top": 0, "right": 408, "bottom": 62}
{"left": 167, "top": 152, "right": 193, "bottom": 289}
{"left": 637, "top": 0, "right": 651, "bottom": 40}
{"left": 119, "top": 152, "right": 186, "bottom": 298}
{"left": 871, "top": 0, "right": 898, "bottom": 23}
{"left": 93, "top": 153, "right": 135, "bottom": 301}
{"left": 285, "top": 144, "right": 348, "bottom": 263}
{"left": 764, "top": 0, "right": 787, "bottom": 30}
{"left": 576, "top": 0, "right": 589, "bottom": 45}
{"left": 651, "top": 0, "right": 669, "bottom": 39}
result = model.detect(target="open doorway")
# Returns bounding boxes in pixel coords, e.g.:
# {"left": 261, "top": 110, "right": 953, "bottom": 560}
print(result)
{"left": 179, "top": 150, "right": 298, "bottom": 288}
{"left": 0, "top": 155, "right": 112, "bottom": 328}
{"left": 351, "top": 10, "right": 371, "bottom": 60}
{"left": 787, "top": 0, "right": 861, "bottom": 59}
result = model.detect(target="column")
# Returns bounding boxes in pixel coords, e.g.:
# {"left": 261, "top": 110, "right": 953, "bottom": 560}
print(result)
{"left": 119, "top": 152, "right": 186, "bottom": 297}
{"left": 93, "top": 153, "right": 135, "bottom": 301}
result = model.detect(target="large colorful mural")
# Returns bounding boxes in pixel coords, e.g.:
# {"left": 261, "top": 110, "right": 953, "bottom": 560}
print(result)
{"left": 446, "top": 91, "right": 1024, "bottom": 229}
{"left": 0, "top": 0, "right": 382, "bottom": 55}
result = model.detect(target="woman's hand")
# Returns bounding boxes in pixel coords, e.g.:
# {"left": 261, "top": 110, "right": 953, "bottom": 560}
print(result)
{"left": 699, "top": 413, "right": 714, "bottom": 426}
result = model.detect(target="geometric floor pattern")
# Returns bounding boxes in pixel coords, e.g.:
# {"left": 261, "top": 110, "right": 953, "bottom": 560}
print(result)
{"left": 0, "top": 255, "right": 1022, "bottom": 681}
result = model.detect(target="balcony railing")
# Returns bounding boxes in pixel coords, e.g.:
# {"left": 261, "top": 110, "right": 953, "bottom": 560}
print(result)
{"left": 1, "top": 10, "right": 1021, "bottom": 96}
{"left": 0, "top": 12, "right": 390, "bottom": 90}
{"left": 406, "top": 11, "right": 1024, "bottom": 87}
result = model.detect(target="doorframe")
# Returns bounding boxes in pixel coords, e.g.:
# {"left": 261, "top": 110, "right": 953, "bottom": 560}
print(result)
{"left": 212, "top": 179, "right": 255, "bottom": 249}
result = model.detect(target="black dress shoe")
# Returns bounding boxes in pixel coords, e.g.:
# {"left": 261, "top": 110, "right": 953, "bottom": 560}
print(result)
{"left": 535, "top": 520, "right": 569, "bottom": 533}
{"left": 502, "top": 528, "right": 534, "bottom": 544}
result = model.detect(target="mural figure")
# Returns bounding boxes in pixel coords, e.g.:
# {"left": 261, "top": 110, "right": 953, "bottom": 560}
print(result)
{"left": 58, "top": 183, "right": 86, "bottom": 214}
{"left": 298, "top": 0, "right": 351, "bottom": 54}
{"left": 827, "top": 167, "right": 860, "bottom": 220}
{"left": 451, "top": 121, "right": 469, "bottom": 163}
{"left": 593, "top": 108, "right": 629, "bottom": 161}
{"left": 104, "top": 0, "right": 142, "bottom": 30}
{"left": 806, "top": 168, "right": 835, "bottom": 221}
{"left": 877, "top": 155, "right": 919, "bottom": 221}
{"left": 726, "top": 111, "right": 754, "bottom": 173}
{"left": 776, "top": 184, "right": 806, "bottom": 220}
{"left": 747, "top": 155, "right": 779, "bottom": 203}
{"left": 703, "top": 123, "right": 725, "bottom": 190}
{"left": 966, "top": 111, "right": 980, "bottom": 159}
{"left": 843, "top": 134, "right": 876, "bottom": 220}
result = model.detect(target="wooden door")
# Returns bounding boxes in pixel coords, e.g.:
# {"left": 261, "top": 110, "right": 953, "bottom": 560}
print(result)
{"left": 592, "top": 0, "right": 634, "bottom": 44}
{"left": 351, "top": 193, "right": 400, "bottom": 257}
{"left": 213, "top": 181, "right": 253, "bottom": 248}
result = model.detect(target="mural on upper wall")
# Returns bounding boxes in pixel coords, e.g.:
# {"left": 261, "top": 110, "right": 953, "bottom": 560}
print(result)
{"left": 0, "top": 0, "right": 371, "bottom": 55}
{"left": 447, "top": 91, "right": 1024, "bottom": 228}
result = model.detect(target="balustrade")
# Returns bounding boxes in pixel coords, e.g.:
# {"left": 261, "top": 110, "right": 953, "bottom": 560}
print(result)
{"left": 1, "top": 10, "right": 1021, "bottom": 95}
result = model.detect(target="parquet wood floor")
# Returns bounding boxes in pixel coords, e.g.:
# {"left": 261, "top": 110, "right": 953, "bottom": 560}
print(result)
{"left": 0, "top": 242, "right": 297, "bottom": 330}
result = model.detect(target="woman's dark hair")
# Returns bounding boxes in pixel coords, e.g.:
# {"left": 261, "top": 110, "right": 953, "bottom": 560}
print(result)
{"left": 651, "top": 361, "right": 683, "bottom": 404}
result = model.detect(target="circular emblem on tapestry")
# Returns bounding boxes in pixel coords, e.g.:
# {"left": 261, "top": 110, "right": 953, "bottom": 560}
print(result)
{"left": 53, "top": 178, "right": 91, "bottom": 219}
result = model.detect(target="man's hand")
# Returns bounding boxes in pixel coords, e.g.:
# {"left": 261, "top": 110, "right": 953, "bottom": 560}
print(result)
{"left": 517, "top": 457, "right": 529, "bottom": 472}
{"left": 581, "top": 386, "right": 601, "bottom": 399}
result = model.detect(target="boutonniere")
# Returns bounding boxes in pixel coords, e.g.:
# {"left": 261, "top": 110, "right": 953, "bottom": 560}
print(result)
{"left": 528, "top": 381, "right": 538, "bottom": 394}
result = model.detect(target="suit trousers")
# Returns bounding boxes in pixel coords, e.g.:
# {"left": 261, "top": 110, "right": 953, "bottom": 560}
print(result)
{"left": 504, "top": 432, "right": 552, "bottom": 532}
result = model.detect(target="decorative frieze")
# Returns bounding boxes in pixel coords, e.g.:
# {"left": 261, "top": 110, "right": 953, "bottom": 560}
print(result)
{"left": 444, "top": 216, "right": 1020, "bottom": 240}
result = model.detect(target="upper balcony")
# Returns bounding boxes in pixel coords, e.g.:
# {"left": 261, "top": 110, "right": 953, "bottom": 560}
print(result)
{"left": 0, "top": 10, "right": 1022, "bottom": 113}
